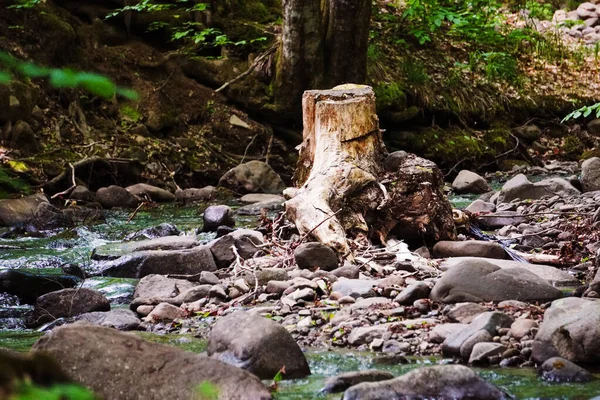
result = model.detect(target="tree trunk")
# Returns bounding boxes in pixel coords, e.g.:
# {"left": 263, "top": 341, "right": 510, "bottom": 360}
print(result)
{"left": 275, "top": 0, "right": 371, "bottom": 113}
{"left": 286, "top": 86, "right": 456, "bottom": 257}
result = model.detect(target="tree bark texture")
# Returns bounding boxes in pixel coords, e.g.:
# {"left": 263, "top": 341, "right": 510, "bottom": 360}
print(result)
{"left": 275, "top": 0, "right": 371, "bottom": 112}
{"left": 286, "top": 86, "right": 456, "bottom": 257}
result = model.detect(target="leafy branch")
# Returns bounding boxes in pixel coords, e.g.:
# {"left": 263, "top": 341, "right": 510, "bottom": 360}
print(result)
{"left": 562, "top": 103, "right": 600, "bottom": 122}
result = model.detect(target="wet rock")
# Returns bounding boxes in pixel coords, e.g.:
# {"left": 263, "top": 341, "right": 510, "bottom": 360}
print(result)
{"left": 433, "top": 241, "right": 506, "bottom": 259}
{"left": 581, "top": 157, "right": 600, "bottom": 192}
{"left": 539, "top": 357, "right": 594, "bottom": 383}
{"left": 465, "top": 200, "right": 496, "bottom": 214}
{"left": 219, "top": 160, "right": 285, "bottom": 194}
{"left": 533, "top": 297, "right": 600, "bottom": 365}
{"left": 0, "top": 193, "right": 48, "bottom": 226}
{"left": 332, "top": 279, "right": 377, "bottom": 299}
{"left": 207, "top": 310, "right": 310, "bottom": 379}
{"left": 174, "top": 186, "right": 215, "bottom": 201}
{"left": 497, "top": 175, "right": 579, "bottom": 204}
{"left": 342, "top": 365, "right": 507, "bottom": 400}
{"left": 431, "top": 259, "right": 563, "bottom": 303}
{"left": 125, "top": 223, "right": 181, "bottom": 241}
{"left": 447, "top": 302, "right": 488, "bottom": 324}
{"left": 322, "top": 370, "right": 394, "bottom": 394}
{"left": 68, "top": 185, "right": 96, "bottom": 202}
{"left": 393, "top": 282, "right": 430, "bottom": 305}
{"left": 26, "top": 288, "right": 110, "bottom": 328}
{"left": 294, "top": 242, "right": 339, "bottom": 271}
{"left": 440, "top": 257, "right": 579, "bottom": 287}
{"left": 32, "top": 323, "right": 272, "bottom": 400}
{"left": 452, "top": 170, "right": 491, "bottom": 194}
{"left": 93, "top": 236, "right": 199, "bottom": 260}
{"left": 468, "top": 342, "right": 506, "bottom": 365}
{"left": 77, "top": 309, "right": 141, "bottom": 330}
{"left": 96, "top": 185, "right": 140, "bottom": 209}
{"left": 443, "top": 311, "right": 513, "bottom": 361}
{"left": 202, "top": 205, "right": 235, "bottom": 232}
{"left": 144, "top": 302, "right": 186, "bottom": 322}
{"left": 348, "top": 319, "right": 438, "bottom": 346}
{"left": 0, "top": 269, "right": 81, "bottom": 304}
{"left": 126, "top": 183, "right": 175, "bottom": 202}
{"left": 99, "top": 245, "right": 217, "bottom": 279}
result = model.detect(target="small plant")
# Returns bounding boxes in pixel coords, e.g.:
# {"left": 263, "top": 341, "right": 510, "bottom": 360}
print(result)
{"left": 195, "top": 382, "right": 219, "bottom": 400}
{"left": 563, "top": 103, "right": 600, "bottom": 121}
{"left": 7, "top": 0, "right": 42, "bottom": 9}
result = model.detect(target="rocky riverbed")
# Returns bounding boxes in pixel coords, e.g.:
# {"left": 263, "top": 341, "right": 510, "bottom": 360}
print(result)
{"left": 2, "top": 158, "right": 600, "bottom": 399}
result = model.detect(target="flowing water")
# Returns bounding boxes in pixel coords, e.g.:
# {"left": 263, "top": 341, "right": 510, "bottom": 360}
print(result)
{"left": 1, "top": 201, "right": 599, "bottom": 399}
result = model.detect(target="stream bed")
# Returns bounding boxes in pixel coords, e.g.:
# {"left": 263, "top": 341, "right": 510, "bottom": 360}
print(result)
{"left": 2, "top": 199, "right": 600, "bottom": 399}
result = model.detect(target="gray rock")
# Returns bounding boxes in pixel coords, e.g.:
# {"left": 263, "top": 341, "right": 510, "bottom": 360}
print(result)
{"left": 33, "top": 323, "right": 272, "bottom": 400}
{"left": 443, "top": 312, "right": 513, "bottom": 361}
{"left": 468, "top": 342, "right": 506, "bottom": 365}
{"left": 144, "top": 302, "right": 186, "bottom": 322}
{"left": 96, "top": 185, "right": 139, "bottom": 209}
{"left": 497, "top": 175, "right": 580, "bottom": 204}
{"left": 465, "top": 200, "right": 496, "bottom": 214}
{"left": 342, "top": 365, "right": 507, "bottom": 400}
{"left": 126, "top": 183, "right": 174, "bottom": 202}
{"left": 0, "top": 269, "right": 81, "bottom": 304}
{"left": 124, "top": 223, "right": 181, "bottom": 241}
{"left": 331, "top": 264, "right": 360, "bottom": 279}
{"left": 322, "top": 370, "right": 394, "bottom": 394}
{"left": 393, "top": 282, "right": 430, "bottom": 305}
{"left": 294, "top": 242, "right": 339, "bottom": 271}
{"left": 255, "top": 268, "right": 290, "bottom": 285}
{"left": 92, "top": 235, "right": 199, "bottom": 260}
{"left": 207, "top": 310, "right": 310, "bottom": 379}
{"left": 174, "top": 186, "right": 215, "bottom": 201}
{"left": 202, "top": 205, "right": 235, "bottom": 232}
{"left": 218, "top": 160, "right": 285, "bottom": 194}
{"left": 447, "top": 302, "right": 488, "bottom": 324}
{"left": 383, "top": 151, "right": 409, "bottom": 172}
{"left": 26, "top": 288, "right": 110, "bottom": 328}
{"left": 77, "top": 309, "right": 141, "bottom": 330}
{"left": 69, "top": 185, "right": 96, "bottom": 202}
{"left": 230, "top": 229, "right": 264, "bottom": 259}
{"left": 332, "top": 279, "right": 377, "bottom": 299}
{"left": 452, "top": 170, "right": 491, "bottom": 194}
{"left": 476, "top": 211, "right": 526, "bottom": 229}
{"left": 131, "top": 274, "right": 206, "bottom": 307}
{"left": 240, "top": 194, "right": 285, "bottom": 204}
{"left": 440, "top": 257, "right": 579, "bottom": 287}
{"left": 429, "top": 323, "right": 467, "bottom": 344}
{"left": 539, "top": 357, "right": 594, "bottom": 382}
{"left": 533, "top": 297, "right": 600, "bottom": 365}
{"left": 236, "top": 199, "right": 284, "bottom": 215}
{"left": 582, "top": 157, "right": 600, "bottom": 192}
{"left": 514, "top": 124, "right": 542, "bottom": 142}
{"left": 510, "top": 319, "right": 538, "bottom": 340}
{"left": 0, "top": 193, "right": 48, "bottom": 226}
{"left": 433, "top": 241, "right": 506, "bottom": 259}
{"left": 431, "top": 259, "right": 564, "bottom": 303}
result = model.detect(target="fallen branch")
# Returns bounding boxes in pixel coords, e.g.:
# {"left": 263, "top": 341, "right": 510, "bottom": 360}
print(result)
{"left": 50, "top": 163, "right": 75, "bottom": 199}
{"left": 214, "top": 43, "right": 278, "bottom": 93}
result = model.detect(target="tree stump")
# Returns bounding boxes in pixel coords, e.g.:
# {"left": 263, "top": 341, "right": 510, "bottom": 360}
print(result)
{"left": 286, "top": 86, "right": 456, "bottom": 257}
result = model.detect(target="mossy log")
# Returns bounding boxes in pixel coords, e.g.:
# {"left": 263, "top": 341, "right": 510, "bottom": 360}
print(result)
{"left": 286, "top": 86, "right": 456, "bottom": 257}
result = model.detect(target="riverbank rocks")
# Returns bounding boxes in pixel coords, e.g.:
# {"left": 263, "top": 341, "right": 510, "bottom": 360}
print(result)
{"left": 0, "top": 193, "right": 48, "bottom": 226}
{"left": 218, "top": 160, "right": 285, "bottom": 194}
{"left": 124, "top": 223, "right": 180, "bottom": 241}
{"left": 32, "top": 323, "right": 272, "bottom": 400}
{"left": 533, "top": 297, "right": 600, "bottom": 365}
{"left": 442, "top": 312, "right": 513, "bottom": 360}
{"left": 207, "top": 310, "right": 311, "bottom": 379}
{"left": 26, "top": 288, "right": 110, "bottom": 327}
{"left": 497, "top": 174, "right": 580, "bottom": 204}
{"left": 431, "top": 259, "right": 563, "bottom": 303}
{"left": 476, "top": 211, "right": 526, "bottom": 229}
{"left": 76, "top": 309, "right": 141, "bottom": 330}
{"left": 0, "top": 269, "right": 81, "bottom": 304}
{"left": 294, "top": 242, "right": 339, "bottom": 271}
{"left": 539, "top": 357, "right": 594, "bottom": 382}
{"left": 433, "top": 241, "right": 506, "bottom": 259}
{"left": 332, "top": 279, "right": 377, "bottom": 299}
{"left": 175, "top": 186, "right": 215, "bottom": 201}
{"left": 202, "top": 205, "right": 235, "bottom": 232}
{"left": 322, "top": 370, "right": 394, "bottom": 394}
{"left": 126, "top": 183, "right": 175, "bottom": 202}
{"left": 452, "top": 170, "right": 491, "bottom": 194}
{"left": 581, "top": 157, "right": 600, "bottom": 192}
{"left": 208, "top": 229, "right": 264, "bottom": 267}
{"left": 96, "top": 185, "right": 139, "bottom": 209}
{"left": 342, "top": 365, "right": 507, "bottom": 400}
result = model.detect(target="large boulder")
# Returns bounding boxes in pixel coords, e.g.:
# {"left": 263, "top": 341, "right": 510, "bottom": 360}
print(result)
{"left": 0, "top": 269, "right": 81, "bottom": 304}
{"left": 342, "top": 365, "right": 507, "bottom": 400}
{"left": 96, "top": 185, "right": 140, "bottom": 209}
{"left": 98, "top": 245, "right": 217, "bottom": 279}
{"left": 92, "top": 235, "right": 200, "bottom": 260}
{"left": 219, "top": 160, "right": 285, "bottom": 194}
{"left": 32, "top": 323, "right": 272, "bottom": 400}
{"left": 26, "top": 288, "right": 110, "bottom": 327}
{"left": 581, "top": 157, "right": 600, "bottom": 192}
{"left": 0, "top": 193, "right": 48, "bottom": 226}
{"left": 497, "top": 175, "right": 580, "bottom": 204}
{"left": 126, "top": 183, "right": 175, "bottom": 202}
{"left": 533, "top": 298, "right": 600, "bottom": 365}
{"left": 202, "top": 205, "right": 235, "bottom": 232}
{"left": 452, "top": 170, "right": 491, "bottom": 194}
{"left": 430, "top": 259, "right": 563, "bottom": 303}
{"left": 433, "top": 241, "right": 506, "bottom": 259}
{"left": 207, "top": 311, "right": 311, "bottom": 379}
{"left": 539, "top": 357, "right": 594, "bottom": 382}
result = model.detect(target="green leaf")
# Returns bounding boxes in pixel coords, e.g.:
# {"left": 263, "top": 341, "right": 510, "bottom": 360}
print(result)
{"left": 116, "top": 88, "right": 139, "bottom": 100}
{"left": 75, "top": 73, "right": 117, "bottom": 98}
{"left": 49, "top": 69, "right": 78, "bottom": 88}
{"left": 20, "top": 62, "right": 50, "bottom": 78}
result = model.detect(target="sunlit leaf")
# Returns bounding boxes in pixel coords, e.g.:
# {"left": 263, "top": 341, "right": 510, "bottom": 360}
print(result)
{"left": 7, "top": 160, "right": 29, "bottom": 173}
